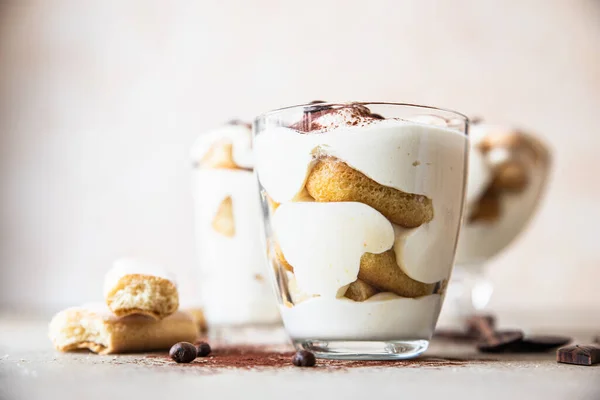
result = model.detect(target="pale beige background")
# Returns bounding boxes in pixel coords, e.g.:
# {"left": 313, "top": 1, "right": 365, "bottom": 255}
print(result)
{"left": 0, "top": 0, "right": 598, "bottom": 313}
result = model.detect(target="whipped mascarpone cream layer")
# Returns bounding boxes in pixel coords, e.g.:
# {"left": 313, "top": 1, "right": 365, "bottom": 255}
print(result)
{"left": 281, "top": 293, "right": 442, "bottom": 341}
{"left": 256, "top": 119, "right": 467, "bottom": 290}
{"left": 274, "top": 202, "right": 394, "bottom": 298}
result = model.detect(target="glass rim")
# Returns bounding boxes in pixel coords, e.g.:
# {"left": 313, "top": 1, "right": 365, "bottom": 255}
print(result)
{"left": 255, "top": 101, "right": 470, "bottom": 124}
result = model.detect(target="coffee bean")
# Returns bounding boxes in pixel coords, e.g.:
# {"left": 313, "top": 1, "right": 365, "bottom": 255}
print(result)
{"left": 477, "top": 330, "right": 524, "bottom": 353}
{"left": 370, "top": 113, "right": 385, "bottom": 120}
{"left": 309, "top": 100, "right": 327, "bottom": 104}
{"left": 557, "top": 345, "right": 600, "bottom": 366}
{"left": 196, "top": 342, "right": 212, "bottom": 357}
{"left": 169, "top": 342, "right": 197, "bottom": 363}
{"left": 292, "top": 350, "right": 316, "bottom": 367}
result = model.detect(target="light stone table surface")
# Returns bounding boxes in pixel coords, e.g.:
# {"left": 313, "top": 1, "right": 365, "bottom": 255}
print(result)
{"left": 0, "top": 313, "right": 598, "bottom": 400}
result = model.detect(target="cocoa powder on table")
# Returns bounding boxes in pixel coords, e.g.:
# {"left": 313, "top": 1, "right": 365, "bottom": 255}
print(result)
{"left": 145, "top": 345, "right": 479, "bottom": 370}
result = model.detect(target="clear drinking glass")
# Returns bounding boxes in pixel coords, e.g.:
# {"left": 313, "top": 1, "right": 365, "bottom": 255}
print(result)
{"left": 253, "top": 102, "right": 469, "bottom": 359}
{"left": 437, "top": 124, "right": 551, "bottom": 329}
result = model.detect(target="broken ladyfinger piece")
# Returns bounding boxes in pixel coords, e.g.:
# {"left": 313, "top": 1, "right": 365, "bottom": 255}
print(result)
{"left": 212, "top": 196, "right": 235, "bottom": 237}
{"left": 358, "top": 250, "right": 435, "bottom": 298}
{"left": 274, "top": 243, "right": 294, "bottom": 272}
{"left": 344, "top": 279, "right": 379, "bottom": 301}
{"left": 200, "top": 140, "right": 238, "bottom": 169}
{"left": 104, "top": 258, "right": 179, "bottom": 320}
{"left": 489, "top": 161, "right": 529, "bottom": 192}
{"left": 190, "top": 123, "right": 253, "bottom": 170}
{"left": 48, "top": 303, "right": 197, "bottom": 354}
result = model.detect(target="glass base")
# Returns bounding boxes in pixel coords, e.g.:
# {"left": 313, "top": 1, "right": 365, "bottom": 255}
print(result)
{"left": 293, "top": 339, "right": 429, "bottom": 360}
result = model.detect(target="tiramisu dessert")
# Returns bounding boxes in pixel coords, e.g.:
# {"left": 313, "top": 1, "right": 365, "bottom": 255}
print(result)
{"left": 438, "top": 122, "right": 551, "bottom": 327}
{"left": 457, "top": 123, "right": 551, "bottom": 263}
{"left": 190, "top": 121, "right": 280, "bottom": 327}
{"left": 254, "top": 102, "right": 468, "bottom": 359}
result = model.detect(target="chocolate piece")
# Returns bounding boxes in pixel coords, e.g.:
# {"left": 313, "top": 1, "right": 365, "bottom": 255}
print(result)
{"left": 292, "top": 350, "right": 316, "bottom": 367}
{"left": 477, "top": 330, "right": 525, "bottom": 353}
{"left": 557, "top": 345, "right": 600, "bottom": 366}
{"left": 169, "top": 342, "right": 197, "bottom": 363}
{"left": 468, "top": 314, "right": 523, "bottom": 352}
{"left": 495, "top": 335, "right": 572, "bottom": 353}
{"left": 466, "top": 315, "right": 496, "bottom": 338}
{"left": 196, "top": 342, "right": 212, "bottom": 357}
{"left": 517, "top": 335, "right": 571, "bottom": 352}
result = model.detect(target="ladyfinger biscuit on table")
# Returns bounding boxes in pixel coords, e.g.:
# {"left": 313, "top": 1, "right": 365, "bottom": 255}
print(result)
{"left": 48, "top": 303, "right": 197, "bottom": 354}
{"left": 344, "top": 279, "right": 379, "bottom": 302}
{"left": 212, "top": 196, "right": 236, "bottom": 237}
{"left": 104, "top": 258, "right": 179, "bottom": 320}
{"left": 306, "top": 157, "right": 433, "bottom": 228}
{"left": 358, "top": 250, "right": 435, "bottom": 298}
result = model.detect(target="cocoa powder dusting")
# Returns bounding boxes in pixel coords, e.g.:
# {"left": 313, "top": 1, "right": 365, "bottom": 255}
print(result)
{"left": 144, "top": 345, "right": 482, "bottom": 371}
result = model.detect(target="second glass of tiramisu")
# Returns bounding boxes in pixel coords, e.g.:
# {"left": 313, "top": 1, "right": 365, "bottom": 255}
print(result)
{"left": 437, "top": 122, "right": 551, "bottom": 329}
{"left": 190, "top": 121, "right": 281, "bottom": 333}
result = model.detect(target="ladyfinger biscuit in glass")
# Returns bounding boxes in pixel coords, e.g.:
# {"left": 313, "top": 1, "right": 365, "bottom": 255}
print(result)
{"left": 358, "top": 250, "right": 435, "bottom": 298}
{"left": 306, "top": 157, "right": 433, "bottom": 228}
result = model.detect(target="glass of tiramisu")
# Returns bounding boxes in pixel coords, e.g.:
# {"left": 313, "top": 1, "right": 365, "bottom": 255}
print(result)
{"left": 254, "top": 102, "right": 469, "bottom": 359}
{"left": 190, "top": 121, "right": 281, "bottom": 331}
{"left": 437, "top": 122, "right": 551, "bottom": 329}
